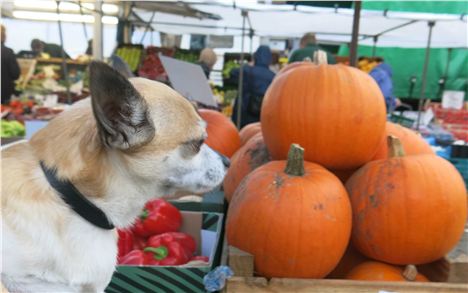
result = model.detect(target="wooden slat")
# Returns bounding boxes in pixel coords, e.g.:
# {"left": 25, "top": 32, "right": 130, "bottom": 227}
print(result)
{"left": 228, "top": 246, "right": 254, "bottom": 278}
{"left": 227, "top": 277, "right": 468, "bottom": 293}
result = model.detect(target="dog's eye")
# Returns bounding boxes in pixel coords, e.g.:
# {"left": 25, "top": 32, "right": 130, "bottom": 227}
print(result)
{"left": 184, "top": 139, "right": 204, "bottom": 154}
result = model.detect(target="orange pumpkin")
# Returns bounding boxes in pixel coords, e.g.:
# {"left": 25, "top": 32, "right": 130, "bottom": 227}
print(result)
{"left": 223, "top": 133, "right": 271, "bottom": 202}
{"left": 372, "top": 122, "right": 433, "bottom": 160}
{"left": 327, "top": 244, "right": 368, "bottom": 279}
{"left": 277, "top": 61, "right": 311, "bottom": 76}
{"left": 347, "top": 136, "right": 467, "bottom": 265}
{"left": 346, "top": 262, "right": 429, "bottom": 282}
{"left": 239, "top": 122, "right": 261, "bottom": 146}
{"left": 261, "top": 54, "right": 386, "bottom": 170}
{"left": 227, "top": 144, "right": 352, "bottom": 278}
{"left": 199, "top": 109, "right": 241, "bottom": 158}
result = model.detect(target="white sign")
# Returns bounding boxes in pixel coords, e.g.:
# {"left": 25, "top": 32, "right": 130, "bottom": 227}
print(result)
{"left": 159, "top": 54, "right": 217, "bottom": 107}
{"left": 442, "top": 90, "right": 465, "bottom": 110}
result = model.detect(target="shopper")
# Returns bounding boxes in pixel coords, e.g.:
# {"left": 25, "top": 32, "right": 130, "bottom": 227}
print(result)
{"left": 231, "top": 45, "right": 275, "bottom": 128}
{"left": 1, "top": 25, "right": 20, "bottom": 105}
{"left": 198, "top": 48, "right": 217, "bottom": 78}
{"left": 369, "top": 57, "right": 396, "bottom": 112}
{"left": 289, "top": 32, "right": 336, "bottom": 64}
{"left": 31, "top": 38, "right": 70, "bottom": 59}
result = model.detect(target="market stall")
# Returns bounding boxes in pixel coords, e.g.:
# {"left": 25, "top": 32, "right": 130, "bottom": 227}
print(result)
{"left": 1, "top": 2, "right": 467, "bottom": 293}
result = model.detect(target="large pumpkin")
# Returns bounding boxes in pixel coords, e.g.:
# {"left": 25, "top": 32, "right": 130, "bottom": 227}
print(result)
{"left": 347, "top": 136, "right": 467, "bottom": 265}
{"left": 372, "top": 122, "right": 433, "bottom": 160}
{"left": 223, "top": 133, "right": 271, "bottom": 202}
{"left": 239, "top": 122, "right": 261, "bottom": 146}
{"left": 261, "top": 53, "right": 386, "bottom": 170}
{"left": 227, "top": 144, "right": 352, "bottom": 278}
{"left": 199, "top": 109, "right": 241, "bottom": 158}
{"left": 327, "top": 244, "right": 368, "bottom": 279}
{"left": 346, "top": 262, "right": 429, "bottom": 282}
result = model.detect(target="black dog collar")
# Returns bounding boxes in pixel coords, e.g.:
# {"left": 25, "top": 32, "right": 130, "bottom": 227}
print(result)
{"left": 40, "top": 161, "right": 115, "bottom": 230}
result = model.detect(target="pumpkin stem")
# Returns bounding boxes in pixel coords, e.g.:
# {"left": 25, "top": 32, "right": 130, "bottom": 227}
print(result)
{"left": 313, "top": 50, "right": 328, "bottom": 65}
{"left": 284, "top": 144, "right": 305, "bottom": 176}
{"left": 387, "top": 135, "right": 406, "bottom": 158}
{"left": 402, "top": 265, "right": 418, "bottom": 282}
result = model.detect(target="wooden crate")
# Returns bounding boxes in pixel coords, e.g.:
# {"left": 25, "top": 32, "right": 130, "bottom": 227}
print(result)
{"left": 224, "top": 227, "right": 468, "bottom": 293}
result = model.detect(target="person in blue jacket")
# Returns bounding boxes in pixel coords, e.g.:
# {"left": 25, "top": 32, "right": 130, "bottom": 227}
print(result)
{"left": 369, "top": 57, "right": 396, "bottom": 113}
{"left": 230, "top": 45, "right": 275, "bottom": 128}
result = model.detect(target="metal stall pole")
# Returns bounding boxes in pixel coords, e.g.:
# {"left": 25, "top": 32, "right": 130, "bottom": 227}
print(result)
{"left": 78, "top": 0, "right": 89, "bottom": 41}
{"left": 140, "top": 11, "right": 156, "bottom": 44}
{"left": 438, "top": 48, "right": 452, "bottom": 99}
{"left": 93, "top": 0, "right": 103, "bottom": 61}
{"left": 372, "top": 36, "right": 378, "bottom": 57}
{"left": 416, "top": 21, "right": 435, "bottom": 131}
{"left": 349, "top": 1, "right": 362, "bottom": 67}
{"left": 55, "top": 0, "right": 71, "bottom": 104}
{"left": 236, "top": 10, "right": 248, "bottom": 129}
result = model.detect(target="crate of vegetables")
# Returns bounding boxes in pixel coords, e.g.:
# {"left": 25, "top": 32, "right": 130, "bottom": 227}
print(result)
{"left": 107, "top": 199, "right": 223, "bottom": 293}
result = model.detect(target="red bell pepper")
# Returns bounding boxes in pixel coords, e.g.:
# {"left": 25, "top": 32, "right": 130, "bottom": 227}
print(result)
{"left": 117, "top": 229, "right": 134, "bottom": 261}
{"left": 132, "top": 199, "right": 182, "bottom": 237}
{"left": 190, "top": 255, "right": 209, "bottom": 262}
{"left": 132, "top": 235, "right": 147, "bottom": 250}
{"left": 144, "top": 232, "right": 197, "bottom": 266}
{"left": 119, "top": 250, "right": 147, "bottom": 265}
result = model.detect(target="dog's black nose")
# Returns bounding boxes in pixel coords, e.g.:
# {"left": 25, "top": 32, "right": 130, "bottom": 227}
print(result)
{"left": 220, "top": 154, "right": 230, "bottom": 168}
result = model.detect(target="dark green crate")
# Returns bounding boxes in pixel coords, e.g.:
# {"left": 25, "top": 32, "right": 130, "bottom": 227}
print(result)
{"left": 106, "top": 212, "right": 224, "bottom": 293}
{"left": 170, "top": 190, "right": 226, "bottom": 213}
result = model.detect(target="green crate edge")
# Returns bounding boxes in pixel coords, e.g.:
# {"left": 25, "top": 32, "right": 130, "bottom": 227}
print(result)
{"left": 170, "top": 190, "right": 227, "bottom": 214}
{"left": 106, "top": 212, "right": 224, "bottom": 293}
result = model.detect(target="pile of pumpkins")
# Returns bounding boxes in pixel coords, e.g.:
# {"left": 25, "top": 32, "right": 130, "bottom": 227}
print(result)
{"left": 199, "top": 52, "right": 467, "bottom": 282}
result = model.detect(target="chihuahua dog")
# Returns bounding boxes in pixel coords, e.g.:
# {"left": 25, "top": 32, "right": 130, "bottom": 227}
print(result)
{"left": 1, "top": 62, "right": 228, "bottom": 292}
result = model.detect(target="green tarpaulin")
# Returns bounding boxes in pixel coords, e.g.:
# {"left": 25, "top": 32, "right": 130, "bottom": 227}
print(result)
{"left": 338, "top": 46, "right": 468, "bottom": 100}
{"left": 362, "top": 1, "right": 467, "bottom": 15}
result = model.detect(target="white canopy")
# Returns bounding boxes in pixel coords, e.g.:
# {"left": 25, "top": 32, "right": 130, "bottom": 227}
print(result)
{"left": 134, "top": 2, "right": 467, "bottom": 48}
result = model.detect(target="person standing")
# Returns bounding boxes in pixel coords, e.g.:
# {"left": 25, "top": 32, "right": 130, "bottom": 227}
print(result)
{"left": 1, "top": 25, "right": 20, "bottom": 104}
{"left": 369, "top": 57, "right": 396, "bottom": 112}
{"left": 230, "top": 45, "right": 275, "bottom": 128}
{"left": 31, "top": 38, "right": 70, "bottom": 59}
{"left": 198, "top": 48, "right": 217, "bottom": 78}
{"left": 289, "top": 32, "right": 336, "bottom": 64}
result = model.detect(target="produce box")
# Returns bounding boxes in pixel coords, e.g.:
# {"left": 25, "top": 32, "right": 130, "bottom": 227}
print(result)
{"left": 224, "top": 226, "right": 468, "bottom": 293}
{"left": 170, "top": 189, "right": 226, "bottom": 213}
{"left": 106, "top": 212, "right": 223, "bottom": 293}
{"left": 115, "top": 44, "right": 144, "bottom": 72}
{"left": 450, "top": 158, "right": 468, "bottom": 187}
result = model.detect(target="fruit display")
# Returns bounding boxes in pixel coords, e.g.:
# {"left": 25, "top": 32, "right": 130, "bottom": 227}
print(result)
{"left": 115, "top": 46, "right": 143, "bottom": 72}
{"left": 173, "top": 50, "right": 199, "bottom": 63}
{"left": 1, "top": 120, "right": 25, "bottom": 137}
{"left": 198, "top": 109, "right": 241, "bottom": 158}
{"left": 346, "top": 136, "right": 467, "bottom": 265}
{"left": 227, "top": 144, "right": 352, "bottom": 278}
{"left": 346, "top": 262, "right": 429, "bottom": 282}
{"left": 222, "top": 60, "right": 240, "bottom": 79}
{"left": 138, "top": 54, "right": 167, "bottom": 81}
{"left": 117, "top": 199, "right": 208, "bottom": 266}
{"left": 223, "top": 132, "right": 271, "bottom": 202}
{"left": 261, "top": 52, "right": 386, "bottom": 170}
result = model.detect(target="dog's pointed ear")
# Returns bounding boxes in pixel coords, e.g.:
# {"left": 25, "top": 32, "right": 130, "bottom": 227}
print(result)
{"left": 89, "top": 61, "right": 155, "bottom": 149}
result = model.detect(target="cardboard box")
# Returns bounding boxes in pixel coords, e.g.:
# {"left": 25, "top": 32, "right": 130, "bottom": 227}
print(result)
{"left": 170, "top": 189, "right": 226, "bottom": 213}
{"left": 106, "top": 212, "right": 223, "bottom": 293}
